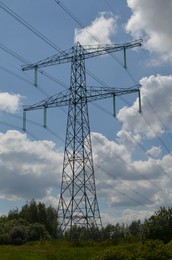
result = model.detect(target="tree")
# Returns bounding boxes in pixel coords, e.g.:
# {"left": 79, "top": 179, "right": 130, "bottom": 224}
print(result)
{"left": 8, "top": 209, "right": 19, "bottom": 220}
{"left": 128, "top": 220, "right": 141, "bottom": 236}
{"left": 46, "top": 206, "right": 58, "bottom": 238}
{"left": 141, "top": 207, "right": 172, "bottom": 243}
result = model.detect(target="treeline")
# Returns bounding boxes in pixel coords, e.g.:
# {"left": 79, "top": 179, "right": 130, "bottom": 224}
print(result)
{"left": 65, "top": 207, "right": 172, "bottom": 244}
{"left": 0, "top": 200, "right": 58, "bottom": 245}
{"left": 0, "top": 200, "right": 172, "bottom": 246}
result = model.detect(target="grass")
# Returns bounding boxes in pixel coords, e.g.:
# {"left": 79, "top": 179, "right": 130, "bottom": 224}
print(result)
{"left": 0, "top": 241, "right": 101, "bottom": 260}
{"left": 0, "top": 240, "right": 172, "bottom": 260}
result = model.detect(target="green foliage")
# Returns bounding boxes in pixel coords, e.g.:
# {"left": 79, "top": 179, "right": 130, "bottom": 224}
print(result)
{"left": 0, "top": 199, "right": 59, "bottom": 245}
{"left": 140, "top": 240, "right": 170, "bottom": 260}
{"left": 101, "top": 223, "right": 128, "bottom": 241}
{"left": 2, "top": 203, "right": 172, "bottom": 251}
{"left": 27, "top": 223, "right": 50, "bottom": 241}
{"left": 0, "top": 233, "right": 10, "bottom": 245}
{"left": 93, "top": 247, "right": 133, "bottom": 260}
{"left": 128, "top": 220, "right": 141, "bottom": 236}
{"left": 0, "top": 239, "right": 172, "bottom": 260}
{"left": 141, "top": 207, "right": 172, "bottom": 243}
{"left": 10, "top": 225, "right": 28, "bottom": 245}
{"left": 64, "top": 224, "right": 101, "bottom": 241}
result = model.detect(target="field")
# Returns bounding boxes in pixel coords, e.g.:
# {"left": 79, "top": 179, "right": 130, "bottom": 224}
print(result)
{"left": 0, "top": 240, "right": 172, "bottom": 260}
{"left": 0, "top": 240, "right": 98, "bottom": 260}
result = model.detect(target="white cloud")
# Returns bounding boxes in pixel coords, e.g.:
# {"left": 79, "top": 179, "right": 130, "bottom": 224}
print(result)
{"left": 0, "top": 92, "right": 21, "bottom": 113}
{"left": 146, "top": 146, "right": 161, "bottom": 158}
{"left": 117, "top": 74, "right": 172, "bottom": 138}
{"left": 113, "top": 209, "right": 154, "bottom": 224}
{"left": 1, "top": 129, "right": 172, "bottom": 223}
{"left": 74, "top": 12, "right": 117, "bottom": 45}
{"left": 126, "top": 0, "right": 172, "bottom": 63}
{"left": 91, "top": 131, "right": 172, "bottom": 223}
{"left": 0, "top": 130, "right": 63, "bottom": 200}
{"left": 101, "top": 209, "right": 154, "bottom": 225}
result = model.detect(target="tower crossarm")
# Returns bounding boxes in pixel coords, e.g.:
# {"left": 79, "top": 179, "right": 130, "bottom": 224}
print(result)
{"left": 21, "top": 39, "right": 142, "bottom": 71}
{"left": 23, "top": 85, "right": 141, "bottom": 112}
{"left": 82, "top": 39, "right": 142, "bottom": 60}
{"left": 86, "top": 85, "right": 141, "bottom": 102}
{"left": 21, "top": 36, "right": 143, "bottom": 236}
{"left": 23, "top": 89, "right": 70, "bottom": 111}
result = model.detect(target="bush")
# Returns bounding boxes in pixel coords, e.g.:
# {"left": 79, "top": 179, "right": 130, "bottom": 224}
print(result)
{"left": 93, "top": 247, "right": 133, "bottom": 260}
{"left": 27, "top": 223, "right": 51, "bottom": 241}
{"left": 141, "top": 207, "right": 172, "bottom": 243}
{"left": 140, "top": 240, "right": 170, "bottom": 260}
{"left": 10, "top": 225, "right": 28, "bottom": 245}
{"left": 0, "top": 233, "right": 10, "bottom": 245}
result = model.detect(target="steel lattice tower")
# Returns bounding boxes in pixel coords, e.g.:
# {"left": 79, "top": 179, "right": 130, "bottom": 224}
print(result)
{"left": 22, "top": 40, "right": 142, "bottom": 238}
{"left": 58, "top": 44, "right": 102, "bottom": 236}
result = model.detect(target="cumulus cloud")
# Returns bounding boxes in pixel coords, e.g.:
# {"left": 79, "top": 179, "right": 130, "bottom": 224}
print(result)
{"left": 74, "top": 12, "right": 117, "bottom": 45}
{"left": 117, "top": 74, "right": 172, "bottom": 138}
{"left": 91, "top": 131, "right": 172, "bottom": 223}
{"left": 0, "top": 130, "right": 63, "bottom": 200}
{"left": 1, "top": 129, "right": 172, "bottom": 223}
{"left": 126, "top": 0, "right": 172, "bottom": 63}
{"left": 146, "top": 146, "right": 161, "bottom": 158}
{"left": 0, "top": 92, "right": 21, "bottom": 113}
{"left": 101, "top": 209, "right": 154, "bottom": 225}
{"left": 113, "top": 209, "right": 154, "bottom": 224}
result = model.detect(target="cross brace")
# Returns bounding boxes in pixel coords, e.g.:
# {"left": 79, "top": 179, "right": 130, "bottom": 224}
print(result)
{"left": 22, "top": 40, "right": 142, "bottom": 239}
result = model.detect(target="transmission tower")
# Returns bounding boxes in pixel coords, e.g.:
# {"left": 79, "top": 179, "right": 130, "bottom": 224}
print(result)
{"left": 22, "top": 40, "right": 142, "bottom": 238}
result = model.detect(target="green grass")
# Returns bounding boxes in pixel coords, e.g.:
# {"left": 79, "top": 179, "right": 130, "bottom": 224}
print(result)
{"left": 0, "top": 240, "right": 172, "bottom": 260}
{"left": 0, "top": 241, "right": 101, "bottom": 260}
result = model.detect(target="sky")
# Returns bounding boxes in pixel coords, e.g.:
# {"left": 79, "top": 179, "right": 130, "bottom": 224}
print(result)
{"left": 0, "top": 0, "right": 172, "bottom": 226}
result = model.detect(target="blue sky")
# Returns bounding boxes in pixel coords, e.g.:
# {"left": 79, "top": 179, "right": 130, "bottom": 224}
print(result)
{"left": 0, "top": 0, "right": 172, "bottom": 225}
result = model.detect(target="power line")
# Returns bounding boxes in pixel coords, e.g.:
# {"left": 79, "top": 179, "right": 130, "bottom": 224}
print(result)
{"left": 0, "top": 2, "right": 137, "bottom": 91}
{"left": 0, "top": 1, "right": 62, "bottom": 52}
{"left": 91, "top": 101, "right": 169, "bottom": 193}
{"left": 1, "top": 49, "right": 167, "bottom": 196}
{"left": 1, "top": 111, "right": 65, "bottom": 143}
{"left": 115, "top": 115, "right": 172, "bottom": 183}
{"left": 0, "top": 64, "right": 33, "bottom": 85}
{"left": 0, "top": 41, "right": 68, "bottom": 89}
{"left": 97, "top": 165, "right": 153, "bottom": 205}
{"left": 104, "top": 0, "right": 115, "bottom": 13}
{"left": 117, "top": 94, "right": 172, "bottom": 155}
{"left": 0, "top": 115, "right": 152, "bottom": 209}
{"left": 53, "top": 0, "right": 140, "bottom": 85}
{"left": 1, "top": 1, "right": 169, "bottom": 222}
{"left": 97, "top": 176, "right": 145, "bottom": 207}
{"left": 145, "top": 99, "right": 172, "bottom": 142}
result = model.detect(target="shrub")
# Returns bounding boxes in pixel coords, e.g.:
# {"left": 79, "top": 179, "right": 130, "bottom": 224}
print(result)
{"left": 0, "top": 233, "right": 10, "bottom": 245}
{"left": 93, "top": 247, "right": 133, "bottom": 260}
{"left": 10, "top": 225, "right": 28, "bottom": 245}
{"left": 140, "top": 240, "right": 170, "bottom": 260}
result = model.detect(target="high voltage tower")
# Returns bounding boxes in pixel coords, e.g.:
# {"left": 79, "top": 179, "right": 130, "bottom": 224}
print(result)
{"left": 22, "top": 39, "right": 142, "bottom": 238}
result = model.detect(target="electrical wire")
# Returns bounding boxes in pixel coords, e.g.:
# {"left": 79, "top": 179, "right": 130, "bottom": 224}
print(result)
{"left": 96, "top": 176, "right": 143, "bottom": 207}
{"left": 1, "top": 111, "right": 64, "bottom": 143}
{"left": 53, "top": 0, "right": 140, "bottom": 85}
{"left": 0, "top": 42, "right": 69, "bottom": 89}
{"left": 118, "top": 94, "right": 172, "bottom": 155}
{"left": 103, "top": 0, "right": 115, "bottom": 13}
{"left": 0, "top": 1, "right": 170, "bottom": 212}
{"left": 0, "top": 1, "right": 62, "bottom": 52}
{"left": 91, "top": 101, "right": 169, "bottom": 193}
{"left": 97, "top": 166, "right": 154, "bottom": 205}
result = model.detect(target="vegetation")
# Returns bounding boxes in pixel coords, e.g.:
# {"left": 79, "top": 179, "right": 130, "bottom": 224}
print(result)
{"left": 0, "top": 199, "right": 58, "bottom": 245}
{"left": 1, "top": 202, "right": 172, "bottom": 259}
{"left": 141, "top": 207, "right": 172, "bottom": 243}
{"left": 0, "top": 239, "right": 172, "bottom": 259}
